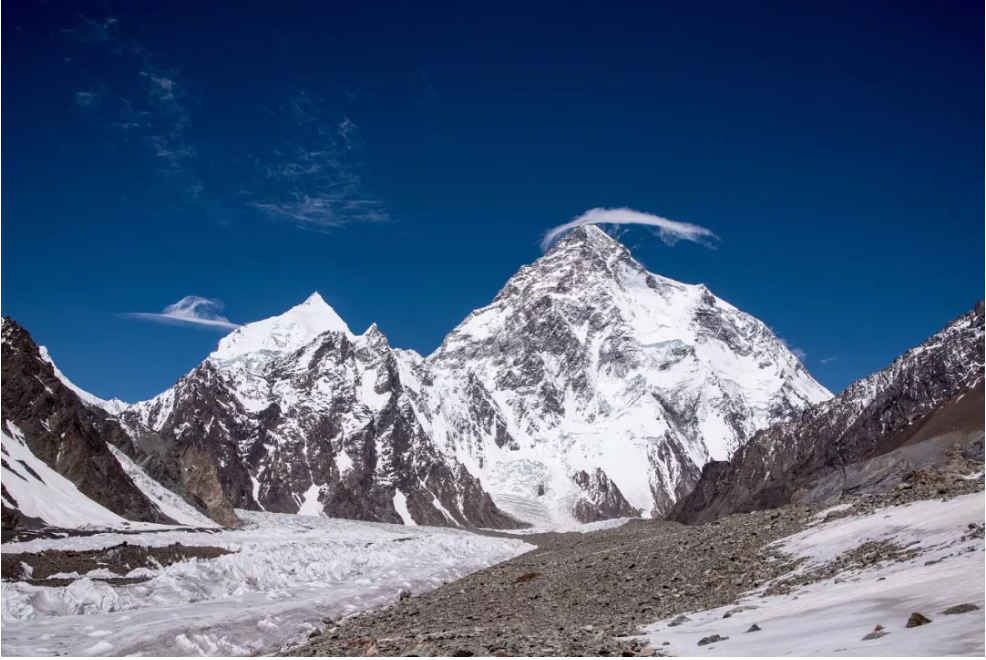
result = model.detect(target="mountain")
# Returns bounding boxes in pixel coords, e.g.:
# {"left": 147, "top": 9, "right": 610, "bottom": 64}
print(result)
{"left": 2, "top": 317, "right": 238, "bottom": 532}
{"left": 671, "top": 301, "right": 985, "bottom": 525}
{"left": 1, "top": 318, "right": 169, "bottom": 528}
{"left": 126, "top": 294, "right": 521, "bottom": 529}
{"left": 123, "top": 226, "right": 830, "bottom": 527}
{"left": 410, "top": 226, "right": 831, "bottom": 522}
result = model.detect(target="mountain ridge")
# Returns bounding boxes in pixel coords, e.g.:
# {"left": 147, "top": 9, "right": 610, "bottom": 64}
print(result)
{"left": 671, "top": 300, "right": 985, "bottom": 524}
{"left": 112, "top": 225, "right": 830, "bottom": 526}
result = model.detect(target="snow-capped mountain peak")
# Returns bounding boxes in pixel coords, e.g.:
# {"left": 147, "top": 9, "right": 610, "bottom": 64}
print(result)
{"left": 423, "top": 225, "right": 832, "bottom": 522}
{"left": 212, "top": 292, "right": 352, "bottom": 362}
{"left": 117, "top": 230, "right": 832, "bottom": 529}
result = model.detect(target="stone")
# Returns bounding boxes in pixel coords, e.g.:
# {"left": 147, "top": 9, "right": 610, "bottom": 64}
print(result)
{"left": 723, "top": 605, "right": 758, "bottom": 618}
{"left": 905, "top": 612, "right": 932, "bottom": 628}
{"left": 745, "top": 624, "right": 762, "bottom": 633}
{"left": 667, "top": 615, "right": 691, "bottom": 627}
{"left": 942, "top": 603, "right": 980, "bottom": 615}
{"left": 697, "top": 635, "right": 728, "bottom": 646}
{"left": 862, "top": 631, "right": 889, "bottom": 641}
{"left": 399, "top": 589, "right": 413, "bottom": 601}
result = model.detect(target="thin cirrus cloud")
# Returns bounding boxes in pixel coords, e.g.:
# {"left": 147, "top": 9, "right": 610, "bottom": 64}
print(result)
{"left": 64, "top": 14, "right": 388, "bottom": 232}
{"left": 540, "top": 208, "right": 719, "bottom": 252}
{"left": 66, "top": 14, "right": 195, "bottom": 174}
{"left": 123, "top": 296, "right": 241, "bottom": 331}
{"left": 250, "top": 91, "right": 389, "bottom": 229}
{"left": 819, "top": 356, "right": 841, "bottom": 364}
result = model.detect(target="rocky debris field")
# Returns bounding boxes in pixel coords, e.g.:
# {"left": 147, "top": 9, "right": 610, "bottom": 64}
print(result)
{"left": 279, "top": 508, "right": 815, "bottom": 656}
{"left": 282, "top": 464, "right": 983, "bottom": 658}
{"left": 1, "top": 522, "right": 223, "bottom": 545}
{"left": 1, "top": 541, "right": 231, "bottom": 586}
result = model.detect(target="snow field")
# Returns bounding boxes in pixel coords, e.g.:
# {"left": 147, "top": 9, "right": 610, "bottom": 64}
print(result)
{"left": 641, "top": 492, "right": 985, "bottom": 656}
{"left": 1, "top": 510, "right": 533, "bottom": 656}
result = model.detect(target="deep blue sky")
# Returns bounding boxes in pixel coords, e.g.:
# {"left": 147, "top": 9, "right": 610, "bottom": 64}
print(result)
{"left": 3, "top": 1, "right": 982, "bottom": 402}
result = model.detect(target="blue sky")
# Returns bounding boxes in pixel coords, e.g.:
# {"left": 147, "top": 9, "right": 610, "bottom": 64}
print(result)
{"left": 3, "top": 1, "right": 982, "bottom": 402}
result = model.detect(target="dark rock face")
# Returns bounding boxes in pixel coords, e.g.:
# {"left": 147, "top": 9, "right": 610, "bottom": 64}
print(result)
{"left": 572, "top": 468, "right": 639, "bottom": 523}
{"left": 0, "top": 318, "right": 169, "bottom": 526}
{"left": 905, "top": 612, "right": 932, "bottom": 628}
{"left": 671, "top": 302, "right": 985, "bottom": 525}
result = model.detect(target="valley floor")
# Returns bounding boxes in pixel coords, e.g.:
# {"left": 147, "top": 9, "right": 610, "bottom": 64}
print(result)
{"left": 1, "top": 480, "right": 982, "bottom": 657}
{"left": 285, "top": 481, "right": 985, "bottom": 657}
{"left": 0, "top": 513, "right": 531, "bottom": 656}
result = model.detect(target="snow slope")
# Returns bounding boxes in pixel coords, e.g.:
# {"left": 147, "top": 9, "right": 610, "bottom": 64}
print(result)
{"left": 211, "top": 292, "right": 352, "bottom": 362}
{"left": 1, "top": 429, "right": 126, "bottom": 529}
{"left": 1, "top": 512, "right": 532, "bottom": 657}
{"left": 106, "top": 445, "right": 218, "bottom": 528}
{"left": 642, "top": 493, "right": 985, "bottom": 656}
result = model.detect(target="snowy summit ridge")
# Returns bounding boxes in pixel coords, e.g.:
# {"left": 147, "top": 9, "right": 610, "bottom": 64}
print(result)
{"left": 212, "top": 292, "right": 352, "bottom": 362}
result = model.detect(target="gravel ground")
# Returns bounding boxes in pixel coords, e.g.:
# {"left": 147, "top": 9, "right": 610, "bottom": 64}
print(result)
{"left": 282, "top": 467, "right": 983, "bottom": 657}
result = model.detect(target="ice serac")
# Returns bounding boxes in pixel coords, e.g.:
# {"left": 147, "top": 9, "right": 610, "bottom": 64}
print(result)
{"left": 671, "top": 301, "right": 985, "bottom": 525}
{"left": 418, "top": 225, "right": 832, "bottom": 522}
{"left": 128, "top": 296, "right": 522, "bottom": 528}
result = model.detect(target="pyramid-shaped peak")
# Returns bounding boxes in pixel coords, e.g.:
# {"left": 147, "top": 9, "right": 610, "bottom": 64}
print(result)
{"left": 212, "top": 293, "right": 352, "bottom": 361}
{"left": 554, "top": 224, "right": 622, "bottom": 249}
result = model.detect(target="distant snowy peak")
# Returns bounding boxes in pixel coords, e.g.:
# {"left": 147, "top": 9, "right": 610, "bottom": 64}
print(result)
{"left": 37, "top": 346, "right": 130, "bottom": 415}
{"left": 211, "top": 292, "right": 352, "bottom": 362}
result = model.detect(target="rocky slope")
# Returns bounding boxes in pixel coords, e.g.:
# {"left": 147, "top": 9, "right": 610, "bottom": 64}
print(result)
{"left": 2, "top": 317, "right": 239, "bottom": 530}
{"left": 671, "top": 301, "right": 985, "bottom": 525}
{"left": 284, "top": 468, "right": 983, "bottom": 657}
{"left": 1, "top": 318, "right": 168, "bottom": 527}
{"left": 124, "top": 226, "right": 829, "bottom": 527}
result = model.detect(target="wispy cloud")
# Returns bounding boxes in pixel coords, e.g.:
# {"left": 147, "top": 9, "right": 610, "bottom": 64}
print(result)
{"left": 250, "top": 91, "right": 389, "bottom": 229}
{"left": 777, "top": 337, "right": 808, "bottom": 363}
{"left": 139, "top": 67, "right": 194, "bottom": 170}
{"left": 63, "top": 14, "right": 387, "bottom": 233}
{"left": 819, "top": 356, "right": 841, "bottom": 364}
{"left": 74, "top": 90, "right": 101, "bottom": 108}
{"left": 123, "top": 296, "right": 240, "bottom": 331}
{"left": 540, "top": 208, "right": 718, "bottom": 251}
{"left": 66, "top": 12, "right": 196, "bottom": 174}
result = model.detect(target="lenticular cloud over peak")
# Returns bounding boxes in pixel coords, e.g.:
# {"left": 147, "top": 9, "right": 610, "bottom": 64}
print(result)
{"left": 540, "top": 207, "right": 718, "bottom": 251}
{"left": 124, "top": 295, "right": 241, "bottom": 331}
